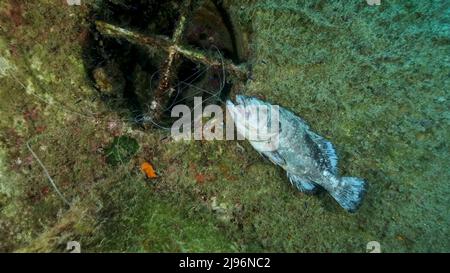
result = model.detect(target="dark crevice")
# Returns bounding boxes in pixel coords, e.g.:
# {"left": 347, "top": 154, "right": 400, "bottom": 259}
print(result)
{"left": 83, "top": 0, "right": 247, "bottom": 127}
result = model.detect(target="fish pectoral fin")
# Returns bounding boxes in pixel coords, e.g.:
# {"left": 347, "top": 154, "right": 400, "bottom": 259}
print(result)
{"left": 261, "top": 150, "right": 286, "bottom": 167}
{"left": 287, "top": 172, "right": 320, "bottom": 194}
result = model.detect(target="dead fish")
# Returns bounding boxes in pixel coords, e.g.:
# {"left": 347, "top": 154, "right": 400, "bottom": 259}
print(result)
{"left": 226, "top": 95, "right": 366, "bottom": 212}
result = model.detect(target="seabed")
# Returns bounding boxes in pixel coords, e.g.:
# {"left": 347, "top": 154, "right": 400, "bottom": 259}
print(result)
{"left": 0, "top": 0, "right": 448, "bottom": 252}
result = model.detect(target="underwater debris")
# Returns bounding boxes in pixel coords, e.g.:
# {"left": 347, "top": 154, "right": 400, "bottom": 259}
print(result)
{"left": 227, "top": 96, "right": 367, "bottom": 212}
{"left": 26, "top": 140, "right": 71, "bottom": 207}
{"left": 87, "top": 0, "right": 249, "bottom": 127}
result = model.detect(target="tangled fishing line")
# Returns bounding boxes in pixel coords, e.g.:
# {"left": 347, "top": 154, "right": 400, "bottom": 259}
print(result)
{"left": 5, "top": 46, "right": 230, "bottom": 208}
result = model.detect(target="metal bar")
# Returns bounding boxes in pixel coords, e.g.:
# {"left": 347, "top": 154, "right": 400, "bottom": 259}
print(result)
{"left": 95, "top": 21, "right": 247, "bottom": 79}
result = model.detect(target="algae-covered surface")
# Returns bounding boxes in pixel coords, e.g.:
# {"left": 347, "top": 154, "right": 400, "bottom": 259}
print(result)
{"left": 0, "top": 0, "right": 448, "bottom": 252}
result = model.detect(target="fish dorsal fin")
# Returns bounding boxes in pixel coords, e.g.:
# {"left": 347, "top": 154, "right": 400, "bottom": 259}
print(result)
{"left": 308, "top": 131, "right": 339, "bottom": 175}
{"left": 323, "top": 140, "right": 338, "bottom": 174}
{"left": 280, "top": 107, "right": 310, "bottom": 130}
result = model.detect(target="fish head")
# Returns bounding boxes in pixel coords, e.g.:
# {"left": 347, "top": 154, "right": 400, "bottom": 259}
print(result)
{"left": 235, "top": 95, "right": 265, "bottom": 108}
{"left": 227, "top": 95, "right": 266, "bottom": 122}
{"left": 235, "top": 95, "right": 251, "bottom": 106}
{"left": 226, "top": 96, "right": 280, "bottom": 152}
{"left": 226, "top": 96, "right": 261, "bottom": 131}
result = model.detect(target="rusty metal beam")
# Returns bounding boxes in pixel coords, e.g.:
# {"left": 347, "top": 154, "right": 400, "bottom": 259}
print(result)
{"left": 95, "top": 21, "right": 247, "bottom": 79}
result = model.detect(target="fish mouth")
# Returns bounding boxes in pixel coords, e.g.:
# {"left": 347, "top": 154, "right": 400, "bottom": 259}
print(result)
{"left": 227, "top": 95, "right": 252, "bottom": 107}
{"left": 226, "top": 99, "right": 244, "bottom": 119}
{"left": 226, "top": 100, "right": 237, "bottom": 114}
{"left": 227, "top": 95, "right": 249, "bottom": 118}
{"left": 235, "top": 95, "right": 249, "bottom": 106}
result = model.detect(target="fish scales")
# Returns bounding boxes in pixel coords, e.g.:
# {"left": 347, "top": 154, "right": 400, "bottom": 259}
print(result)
{"left": 227, "top": 95, "right": 366, "bottom": 212}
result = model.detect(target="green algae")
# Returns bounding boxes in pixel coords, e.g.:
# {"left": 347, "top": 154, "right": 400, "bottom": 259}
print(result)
{"left": 105, "top": 136, "right": 139, "bottom": 166}
{"left": 0, "top": 0, "right": 448, "bottom": 253}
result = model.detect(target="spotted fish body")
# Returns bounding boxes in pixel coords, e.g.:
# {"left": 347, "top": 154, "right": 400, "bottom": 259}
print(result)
{"left": 226, "top": 95, "right": 366, "bottom": 212}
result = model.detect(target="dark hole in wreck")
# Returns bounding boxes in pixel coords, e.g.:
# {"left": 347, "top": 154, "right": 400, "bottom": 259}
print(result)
{"left": 82, "top": 0, "right": 248, "bottom": 128}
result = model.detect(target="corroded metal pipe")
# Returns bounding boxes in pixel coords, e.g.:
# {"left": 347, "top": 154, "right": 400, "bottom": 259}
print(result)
{"left": 95, "top": 21, "right": 247, "bottom": 79}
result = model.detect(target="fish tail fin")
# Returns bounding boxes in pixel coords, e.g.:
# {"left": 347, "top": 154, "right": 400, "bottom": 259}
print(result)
{"left": 330, "top": 177, "right": 366, "bottom": 213}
